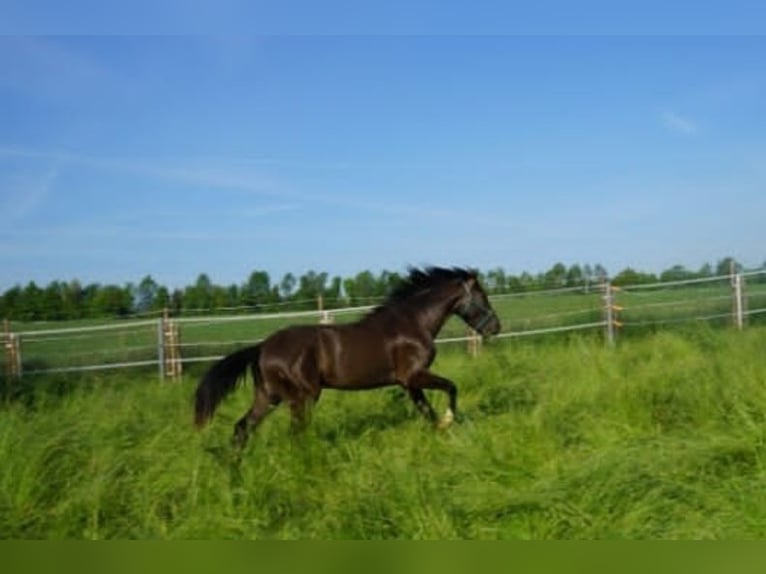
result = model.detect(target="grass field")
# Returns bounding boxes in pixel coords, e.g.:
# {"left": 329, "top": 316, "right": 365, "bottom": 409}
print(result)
{"left": 2, "top": 325, "right": 766, "bottom": 539}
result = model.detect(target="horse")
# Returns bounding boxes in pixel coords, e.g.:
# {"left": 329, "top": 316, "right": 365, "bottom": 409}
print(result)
{"left": 194, "top": 266, "right": 501, "bottom": 447}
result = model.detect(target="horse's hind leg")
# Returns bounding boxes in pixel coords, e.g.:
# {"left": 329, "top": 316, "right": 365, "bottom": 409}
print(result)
{"left": 233, "top": 385, "right": 276, "bottom": 448}
{"left": 287, "top": 389, "right": 321, "bottom": 435}
{"left": 408, "top": 387, "right": 437, "bottom": 422}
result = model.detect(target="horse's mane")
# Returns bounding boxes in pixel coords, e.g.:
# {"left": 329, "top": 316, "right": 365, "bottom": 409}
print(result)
{"left": 366, "top": 266, "right": 476, "bottom": 316}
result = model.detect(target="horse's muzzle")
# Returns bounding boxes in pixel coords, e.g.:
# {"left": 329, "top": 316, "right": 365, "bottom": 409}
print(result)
{"left": 481, "top": 314, "right": 501, "bottom": 337}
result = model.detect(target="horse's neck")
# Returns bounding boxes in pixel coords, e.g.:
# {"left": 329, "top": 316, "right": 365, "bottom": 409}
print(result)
{"left": 403, "top": 285, "right": 460, "bottom": 338}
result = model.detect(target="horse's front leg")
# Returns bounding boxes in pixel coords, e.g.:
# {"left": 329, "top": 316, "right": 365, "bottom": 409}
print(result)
{"left": 407, "top": 371, "right": 458, "bottom": 429}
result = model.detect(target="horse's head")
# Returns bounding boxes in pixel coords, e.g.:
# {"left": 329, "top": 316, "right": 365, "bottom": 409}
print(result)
{"left": 454, "top": 273, "right": 501, "bottom": 337}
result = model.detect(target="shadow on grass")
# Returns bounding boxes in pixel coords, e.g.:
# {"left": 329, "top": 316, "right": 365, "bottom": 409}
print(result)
{"left": 312, "top": 388, "right": 427, "bottom": 444}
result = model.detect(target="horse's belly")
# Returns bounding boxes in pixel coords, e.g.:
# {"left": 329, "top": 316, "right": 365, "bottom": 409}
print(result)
{"left": 322, "top": 356, "right": 394, "bottom": 389}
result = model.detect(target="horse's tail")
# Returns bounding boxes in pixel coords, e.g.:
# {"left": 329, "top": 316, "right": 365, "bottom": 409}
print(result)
{"left": 194, "top": 344, "right": 262, "bottom": 428}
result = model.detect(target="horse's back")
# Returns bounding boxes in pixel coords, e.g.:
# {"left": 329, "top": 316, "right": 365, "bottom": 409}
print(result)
{"left": 261, "top": 323, "right": 320, "bottom": 357}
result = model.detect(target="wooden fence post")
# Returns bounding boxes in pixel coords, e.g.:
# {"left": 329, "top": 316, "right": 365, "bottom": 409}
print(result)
{"left": 318, "top": 295, "right": 333, "bottom": 324}
{"left": 4, "top": 319, "right": 21, "bottom": 379}
{"left": 467, "top": 327, "right": 481, "bottom": 358}
{"left": 731, "top": 272, "right": 745, "bottom": 330}
{"left": 161, "top": 308, "right": 183, "bottom": 381}
{"left": 157, "top": 317, "right": 165, "bottom": 380}
{"left": 602, "top": 281, "right": 622, "bottom": 346}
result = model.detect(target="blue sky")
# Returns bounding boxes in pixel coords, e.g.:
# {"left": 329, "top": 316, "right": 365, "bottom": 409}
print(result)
{"left": 1, "top": 26, "right": 766, "bottom": 289}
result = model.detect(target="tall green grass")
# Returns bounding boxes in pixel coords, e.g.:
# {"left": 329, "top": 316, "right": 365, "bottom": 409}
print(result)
{"left": 2, "top": 326, "right": 766, "bottom": 539}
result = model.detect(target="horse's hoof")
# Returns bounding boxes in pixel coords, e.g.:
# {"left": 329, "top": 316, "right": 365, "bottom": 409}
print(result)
{"left": 437, "top": 408, "right": 454, "bottom": 430}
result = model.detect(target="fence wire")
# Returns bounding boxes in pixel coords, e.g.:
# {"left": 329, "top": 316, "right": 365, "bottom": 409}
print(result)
{"left": 3, "top": 270, "right": 765, "bottom": 378}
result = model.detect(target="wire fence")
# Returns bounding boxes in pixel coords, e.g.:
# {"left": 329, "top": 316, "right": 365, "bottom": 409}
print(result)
{"left": 3, "top": 269, "right": 765, "bottom": 380}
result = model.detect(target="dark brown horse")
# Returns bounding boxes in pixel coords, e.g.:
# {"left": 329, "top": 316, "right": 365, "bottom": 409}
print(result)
{"left": 194, "top": 267, "right": 501, "bottom": 446}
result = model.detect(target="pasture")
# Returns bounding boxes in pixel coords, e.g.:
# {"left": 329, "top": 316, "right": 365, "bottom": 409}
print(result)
{"left": 2, "top": 325, "right": 766, "bottom": 539}
{"left": 8, "top": 276, "right": 766, "bottom": 375}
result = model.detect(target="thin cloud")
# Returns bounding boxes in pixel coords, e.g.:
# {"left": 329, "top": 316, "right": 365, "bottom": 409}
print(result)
{"left": 0, "top": 169, "right": 57, "bottom": 221}
{"left": 2, "top": 223, "right": 281, "bottom": 244}
{"left": 662, "top": 111, "right": 699, "bottom": 135}
{"left": 0, "top": 145, "right": 492, "bottom": 224}
{"left": 0, "top": 145, "right": 282, "bottom": 197}
{"left": 0, "top": 145, "right": 514, "bottom": 229}
{"left": 239, "top": 204, "right": 301, "bottom": 218}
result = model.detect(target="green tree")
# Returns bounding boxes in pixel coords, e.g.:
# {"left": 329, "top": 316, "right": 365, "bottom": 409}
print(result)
{"left": 211, "top": 285, "right": 229, "bottom": 310}
{"left": 544, "top": 262, "right": 568, "bottom": 288}
{"left": 660, "top": 265, "right": 695, "bottom": 283}
{"left": 485, "top": 267, "right": 507, "bottom": 294}
{"left": 612, "top": 267, "right": 657, "bottom": 286}
{"left": 0, "top": 286, "right": 21, "bottom": 319}
{"left": 91, "top": 285, "right": 133, "bottom": 317}
{"left": 698, "top": 263, "right": 713, "bottom": 278}
{"left": 279, "top": 273, "right": 296, "bottom": 300}
{"left": 226, "top": 284, "right": 240, "bottom": 308}
{"left": 135, "top": 275, "right": 159, "bottom": 314}
{"left": 62, "top": 280, "right": 84, "bottom": 319}
{"left": 344, "top": 270, "right": 377, "bottom": 303}
{"left": 326, "top": 276, "right": 343, "bottom": 305}
{"left": 184, "top": 273, "right": 213, "bottom": 311}
{"left": 505, "top": 274, "right": 523, "bottom": 293}
{"left": 716, "top": 257, "right": 741, "bottom": 276}
{"left": 243, "top": 270, "right": 271, "bottom": 307}
{"left": 565, "top": 264, "right": 584, "bottom": 287}
{"left": 41, "top": 281, "right": 65, "bottom": 320}
{"left": 81, "top": 284, "right": 101, "bottom": 318}
{"left": 20, "top": 282, "right": 44, "bottom": 320}
{"left": 518, "top": 272, "right": 535, "bottom": 291}
{"left": 378, "top": 270, "right": 402, "bottom": 297}
{"left": 170, "top": 289, "right": 184, "bottom": 315}
{"left": 155, "top": 286, "right": 170, "bottom": 311}
{"left": 593, "top": 264, "right": 608, "bottom": 282}
{"left": 296, "top": 270, "right": 328, "bottom": 307}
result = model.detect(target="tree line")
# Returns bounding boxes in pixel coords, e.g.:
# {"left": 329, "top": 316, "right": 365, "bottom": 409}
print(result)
{"left": 0, "top": 257, "right": 758, "bottom": 322}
